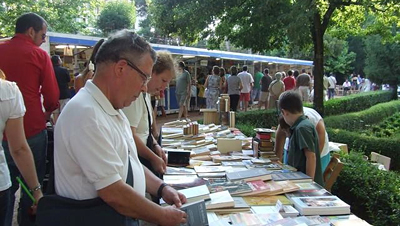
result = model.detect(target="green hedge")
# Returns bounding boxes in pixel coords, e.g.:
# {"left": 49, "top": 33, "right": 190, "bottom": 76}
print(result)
{"left": 323, "top": 91, "right": 392, "bottom": 117}
{"left": 236, "top": 91, "right": 392, "bottom": 130}
{"left": 324, "top": 100, "right": 400, "bottom": 131}
{"left": 332, "top": 152, "right": 400, "bottom": 226}
{"left": 327, "top": 128, "right": 400, "bottom": 171}
{"left": 236, "top": 108, "right": 279, "bottom": 136}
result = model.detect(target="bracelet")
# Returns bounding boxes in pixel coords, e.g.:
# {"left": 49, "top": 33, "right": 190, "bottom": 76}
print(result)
{"left": 157, "top": 182, "right": 168, "bottom": 198}
{"left": 30, "top": 184, "right": 42, "bottom": 193}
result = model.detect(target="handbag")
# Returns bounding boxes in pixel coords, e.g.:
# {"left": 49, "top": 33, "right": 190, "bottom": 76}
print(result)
{"left": 36, "top": 158, "right": 138, "bottom": 226}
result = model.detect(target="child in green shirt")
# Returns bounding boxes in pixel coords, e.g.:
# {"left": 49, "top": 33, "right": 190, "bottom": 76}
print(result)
{"left": 278, "top": 91, "right": 324, "bottom": 186}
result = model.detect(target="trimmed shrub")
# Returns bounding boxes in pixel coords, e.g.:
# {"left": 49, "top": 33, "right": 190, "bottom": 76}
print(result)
{"left": 323, "top": 91, "right": 392, "bottom": 116}
{"left": 327, "top": 128, "right": 400, "bottom": 171}
{"left": 236, "top": 91, "right": 392, "bottom": 129}
{"left": 236, "top": 108, "right": 279, "bottom": 131}
{"left": 324, "top": 100, "right": 400, "bottom": 131}
{"left": 332, "top": 152, "right": 400, "bottom": 226}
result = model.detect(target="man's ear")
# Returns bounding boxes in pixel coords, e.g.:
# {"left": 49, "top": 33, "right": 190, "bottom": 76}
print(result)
{"left": 26, "top": 27, "right": 35, "bottom": 39}
{"left": 114, "top": 60, "right": 126, "bottom": 78}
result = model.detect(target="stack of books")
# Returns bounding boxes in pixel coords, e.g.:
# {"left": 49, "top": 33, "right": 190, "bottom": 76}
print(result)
{"left": 254, "top": 128, "right": 278, "bottom": 160}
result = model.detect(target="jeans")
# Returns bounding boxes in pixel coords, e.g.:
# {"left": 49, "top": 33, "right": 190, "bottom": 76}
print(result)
{"left": 251, "top": 88, "right": 260, "bottom": 103}
{"left": 328, "top": 88, "right": 335, "bottom": 99}
{"left": 0, "top": 188, "right": 10, "bottom": 226}
{"left": 3, "top": 129, "right": 48, "bottom": 226}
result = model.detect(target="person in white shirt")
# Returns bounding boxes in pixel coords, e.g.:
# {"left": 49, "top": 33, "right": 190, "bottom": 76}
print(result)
{"left": 0, "top": 70, "right": 43, "bottom": 225}
{"left": 274, "top": 107, "right": 331, "bottom": 172}
{"left": 237, "top": 65, "right": 254, "bottom": 112}
{"left": 342, "top": 79, "right": 351, "bottom": 96}
{"left": 328, "top": 73, "right": 337, "bottom": 99}
{"left": 122, "top": 51, "right": 175, "bottom": 196}
{"left": 53, "top": 30, "right": 187, "bottom": 226}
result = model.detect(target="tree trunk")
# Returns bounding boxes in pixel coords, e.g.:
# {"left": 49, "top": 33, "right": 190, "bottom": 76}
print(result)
{"left": 389, "top": 81, "right": 398, "bottom": 100}
{"left": 312, "top": 13, "right": 324, "bottom": 116}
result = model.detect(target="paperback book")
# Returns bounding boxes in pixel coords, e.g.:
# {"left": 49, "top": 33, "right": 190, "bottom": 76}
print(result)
{"left": 291, "top": 196, "right": 351, "bottom": 216}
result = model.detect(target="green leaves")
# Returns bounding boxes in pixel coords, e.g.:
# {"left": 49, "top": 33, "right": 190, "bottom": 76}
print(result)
{"left": 97, "top": 1, "right": 136, "bottom": 36}
{"left": 0, "top": 0, "right": 103, "bottom": 37}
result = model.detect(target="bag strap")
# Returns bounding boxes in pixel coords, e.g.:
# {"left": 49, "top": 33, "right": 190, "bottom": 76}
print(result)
{"left": 143, "top": 93, "right": 152, "bottom": 136}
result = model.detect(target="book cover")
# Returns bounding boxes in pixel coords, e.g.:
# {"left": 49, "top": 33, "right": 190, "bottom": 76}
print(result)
{"left": 271, "top": 172, "right": 312, "bottom": 182}
{"left": 221, "top": 161, "right": 246, "bottom": 167}
{"left": 243, "top": 195, "right": 292, "bottom": 206}
{"left": 226, "top": 168, "right": 273, "bottom": 182}
{"left": 197, "top": 172, "right": 226, "bottom": 178}
{"left": 246, "top": 163, "right": 282, "bottom": 170}
{"left": 205, "top": 190, "right": 235, "bottom": 210}
{"left": 194, "top": 166, "right": 231, "bottom": 173}
{"left": 251, "top": 205, "right": 299, "bottom": 218}
{"left": 291, "top": 196, "right": 350, "bottom": 215}
{"left": 210, "top": 197, "right": 251, "bottom": 214}
{"left": 164, "top": 175, "right": 207, "bottom": 189}
{"left": 166, "top": 167, "right": 197, "bottom": 175}
{"left": 207, "top": 180, "right": 253, "bottom": 195}
{"left": 240, "top": 180, "right": 283, "bottom": 197}
{"left": 180, "top": 200, "right": 209, "bottom": 226}
{"left": 230, "top": 212, "right": 283, "bottom": 226}
{"left": 285, "top": 189, "right": 331, "bottom": 199}
{"left": 294, "top": 182, "right": 325, "bottom": 190}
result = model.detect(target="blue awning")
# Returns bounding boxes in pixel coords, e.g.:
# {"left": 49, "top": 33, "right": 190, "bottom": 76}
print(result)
{"left": 48, "top": 32, "right": 313, "bottom": 66}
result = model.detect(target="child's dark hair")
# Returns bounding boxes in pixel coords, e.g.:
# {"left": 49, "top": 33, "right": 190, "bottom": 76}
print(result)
{"left": 278, "top": 90, "right": 303, "bottom": 114}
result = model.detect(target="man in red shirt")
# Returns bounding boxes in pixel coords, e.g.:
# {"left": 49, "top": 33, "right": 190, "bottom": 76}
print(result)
{"left": 0, "top": 13, "right": 59, "bottom": 226}
{"left": 283, "top": 70, "right": 296, "bottom": 91}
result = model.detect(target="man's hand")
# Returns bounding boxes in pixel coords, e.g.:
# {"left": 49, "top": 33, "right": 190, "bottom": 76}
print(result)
{"left": 154, "top": 144, "right": 167, "bottom": 165}
{"left": 151, "top": 154, "right": 167, "bottom": 175}
{"left": 161, "top": 186, "right": 187, "bottom": 208}
{"left": 159, "top": 206, "right": 187, "bottom": 226}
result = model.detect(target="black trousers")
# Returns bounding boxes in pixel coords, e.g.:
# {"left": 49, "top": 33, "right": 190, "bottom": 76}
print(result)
{"left": 229, "top": 94, "right": 240, "bottom": 111}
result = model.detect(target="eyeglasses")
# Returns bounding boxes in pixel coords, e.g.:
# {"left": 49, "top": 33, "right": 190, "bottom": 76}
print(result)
{"left": 120, "top": 58, "right": 151, "bottom": 86}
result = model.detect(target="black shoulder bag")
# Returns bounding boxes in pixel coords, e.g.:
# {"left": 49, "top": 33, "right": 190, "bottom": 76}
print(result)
{"left": 36, "top": 157, "right": 138, "bottom": 226}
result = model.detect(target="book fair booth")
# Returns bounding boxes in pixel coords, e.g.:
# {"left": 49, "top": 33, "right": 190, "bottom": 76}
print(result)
{"left": 37, "top": 32, "right": 313, "bottom": 113}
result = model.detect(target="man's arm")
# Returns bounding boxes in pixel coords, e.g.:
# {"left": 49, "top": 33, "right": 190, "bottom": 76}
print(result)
{"left": 144, "top": 167, "right": 186, "bottom": 207}
{"left": 98, "top": 179, "right": 186, "bottom": 226}
{"left": 131, "top": 127, "right": 166, "bottom": 174}
{"left": 315, "top": 121, "right": 326, "bottom": 154}
{"left": 41, "top": 52, "right": 60, "bottom": 113}
{"left": 304, "top": 148, "right": 316, "bottom": 179}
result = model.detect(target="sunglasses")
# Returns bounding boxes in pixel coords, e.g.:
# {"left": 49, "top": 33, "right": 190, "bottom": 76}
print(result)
{"left": 120, "top": 58, "right": 152, "bottom": 86}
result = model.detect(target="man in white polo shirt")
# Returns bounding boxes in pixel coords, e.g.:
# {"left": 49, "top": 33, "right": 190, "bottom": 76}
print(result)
{"left": 53, "top": 30, "right": 186, "bottom": 225}
{"left": 238, "top": 65, "right": 254, "bottom": 112}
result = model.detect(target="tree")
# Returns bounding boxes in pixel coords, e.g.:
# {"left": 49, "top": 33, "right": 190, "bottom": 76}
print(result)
{"left": 97, "top": 1, "right": 136, "bottom": 36}
{"left": 149, "top": 0, "right": 398, "bottom": 114}
{"left": 364, "top": 35, "right": 399, "bottom": 99}
{"left": 324, "top": 34, "right": 356, "bottom": 82}
{"left": 0, "top": 0, "right": 103, "bottom": 37}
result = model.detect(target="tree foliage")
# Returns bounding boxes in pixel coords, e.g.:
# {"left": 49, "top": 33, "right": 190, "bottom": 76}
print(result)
{"left": 149, "top": 0, "right": 398, "bottom": 114}
{"left": 0, "top": 0, "right": 103, "bottom": 37}
{"left": 97, "top": 1, "right": 136, "bottom": 36}
{"left": 364, "top": 35, "right": 399, "bottom": 99}
{"left": 324, "top": 34, "right": 356, "bottom": 78}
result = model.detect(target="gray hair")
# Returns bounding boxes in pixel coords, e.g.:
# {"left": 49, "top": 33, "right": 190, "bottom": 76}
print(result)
{"left": 275, "top": 72, "right": 282, "bottom": 80}
{"left": 95, "top": 29, "right": 156, "bottom": 66}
